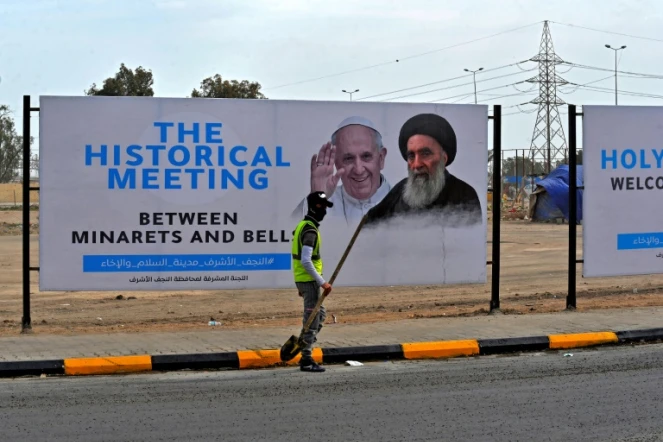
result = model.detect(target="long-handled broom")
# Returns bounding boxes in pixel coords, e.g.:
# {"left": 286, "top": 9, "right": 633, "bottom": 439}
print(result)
{"left": 279, "top": 214, "right": 368, "bottom": 362}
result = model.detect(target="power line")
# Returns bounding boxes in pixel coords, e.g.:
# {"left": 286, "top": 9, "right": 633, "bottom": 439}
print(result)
{"left": 451, "top": 89, "right": 537, "bottom": 106}
{"left": 571, "top": 84, "right": 663, "bottom": 100}
{"left": 549, "top": 21, "right": 663, "bottom": 44}
{"left": 560, "top": 62, "right": 663, "bottom": 79}
{"left": 475, "top": 92, "right": 520, "bottom": 97}
{"left": 502, "top": 74, "right": 663, "bottom": 116}
{"left": 263, "top": 20, "right": 661, "bottom": 93}
{"left": 355, "top": 73, "right": 472, "bottom": 100}
{"left": 262, "top": 21, "right": 544, "bottom": 90}
{"left": 426, "top": 79, "right": 532, "bottom": 103}
{"left": 480, "top": 90, "right": 538, "bottom": 105}
{"left": 375, "top": 68, "right": 536, "bottom": 102}
{"left": 503, "top": 109, "right": 537, "bottom": 117}
{"left": 557, "top": 74, "right": 615, "bottom": 94}
{"left": 356, "top": 60, "right": 531, "bottom": 101}
{"left": 450, "top": 94, "right": 475, "bottom": 104}
{"left": 504, "top": 76, "right": 622, "bottom": 116}
{"left": 502, "top": 96, "right": 541, "bottom": 109}
{"left": 502, "top": 72, "right": 662, "bottom": 116}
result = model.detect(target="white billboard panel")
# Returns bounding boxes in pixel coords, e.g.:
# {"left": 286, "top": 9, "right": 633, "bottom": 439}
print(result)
{"left": 39, "top": 96, "right": 488, "bottom": 291}
{"left": 583, "top": 105, "right": 663, "bottom": 277}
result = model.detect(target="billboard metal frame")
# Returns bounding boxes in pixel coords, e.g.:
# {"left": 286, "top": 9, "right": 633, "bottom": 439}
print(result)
{"left": 20, "top": 95, "right": 503, "bottom": 332}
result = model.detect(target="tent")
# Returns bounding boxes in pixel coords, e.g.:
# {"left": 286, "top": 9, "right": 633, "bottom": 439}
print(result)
{"left": 502, "top": 175, "right": 543, "bottom": 199}
{"left": 528, "top": 164, "right": 583, "bottom": 223}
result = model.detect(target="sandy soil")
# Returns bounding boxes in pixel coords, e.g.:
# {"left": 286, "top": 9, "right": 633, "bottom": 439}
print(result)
{"left": 1, "top": 209, "right": 662, "bottom": 336}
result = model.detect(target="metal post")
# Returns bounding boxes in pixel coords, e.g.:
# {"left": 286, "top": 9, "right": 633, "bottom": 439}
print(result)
{"left": 614, "top": 50, "right": 618, "bottom": 105}
{"left": 605, "top": 44, "right": 626, "bottom": 105}
{"left": 567, "top": 104, "right": 577, "bottom": 310}
{"left": 490, "top": 105, "right": 501, "bottom": 312}
{"left": 342, "top": 89, "right": 359, "bottom": 101}
{"left": 472, "top": 72, "right": 477, "bottom": 104}
{"left": 22, "top": 95, "right": 32, "bottom": 332}
{"left": 546, "top": 103, "right": 551, "bottom": 174}
{"left": 464, "top": 68, "right": 483, "bottom": 104}
{"left": 515, "top": 150, "right": 519, "bottom": 197}
{"left": 500, "top": 150, "right": 503, "bottom": 200}
{"left": 521, "top": 149, "right": 526, "bottom": 194}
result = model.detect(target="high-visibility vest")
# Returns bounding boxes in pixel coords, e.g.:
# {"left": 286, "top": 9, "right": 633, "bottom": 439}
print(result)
{"left": 291, "top": 219, "right": 323, "bottom": 283}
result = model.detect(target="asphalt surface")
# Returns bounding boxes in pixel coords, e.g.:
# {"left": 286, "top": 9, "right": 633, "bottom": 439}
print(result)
{"left": 2, "top": 344, "right": 663, "bottom": 441}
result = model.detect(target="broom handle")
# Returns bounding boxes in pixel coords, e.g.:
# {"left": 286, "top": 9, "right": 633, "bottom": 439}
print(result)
{"left": 302, "top": 214, "right": 368, "bottom": 333}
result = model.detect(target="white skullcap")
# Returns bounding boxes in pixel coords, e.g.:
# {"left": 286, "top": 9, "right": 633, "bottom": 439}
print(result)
{"left": 333, "top": 116, "right": 381, "bottom": 136}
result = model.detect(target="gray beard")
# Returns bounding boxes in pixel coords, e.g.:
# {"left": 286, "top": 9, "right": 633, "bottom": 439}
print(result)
{"left": 402, "top": 164, "right": 446, "bottom": 209}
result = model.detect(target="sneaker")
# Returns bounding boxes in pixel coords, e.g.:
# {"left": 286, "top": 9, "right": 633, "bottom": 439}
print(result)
{"left": 300, "top": 360, "right": 326, "bottom": 373}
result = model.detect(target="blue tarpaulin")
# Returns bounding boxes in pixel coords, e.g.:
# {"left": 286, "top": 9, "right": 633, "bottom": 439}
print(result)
{"left": 531, "top": 165, "right": 583, "bottom": 223}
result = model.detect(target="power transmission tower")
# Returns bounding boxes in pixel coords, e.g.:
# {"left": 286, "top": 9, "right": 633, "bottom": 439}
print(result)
{"left": 527, "top": 20, "right": 568, "bottom": 174}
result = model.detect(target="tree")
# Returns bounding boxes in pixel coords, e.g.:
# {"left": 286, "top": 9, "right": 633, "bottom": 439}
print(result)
{"left": 30, "top": 153, "right": 39, "bottom": 178}
{"left": 191, "top": 74, "right": 266, "bottom": 99}
{"left": 556, "top": 149, "right": 583, "bottom": 166}
{"left": 85, "top": 63, "right": 155, "bottom": 96}
{"left": 0, "top": 105, "right": 32, "bottom": 183}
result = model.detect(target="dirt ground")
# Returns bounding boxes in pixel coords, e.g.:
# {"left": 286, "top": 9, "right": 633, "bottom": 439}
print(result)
{"left": 0, "top": 208, "right": 662, "bottom": 336}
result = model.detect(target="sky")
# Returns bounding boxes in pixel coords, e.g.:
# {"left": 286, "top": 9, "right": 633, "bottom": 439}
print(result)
{"left": 1, "top": 0, "right": 662, "bottom": 166}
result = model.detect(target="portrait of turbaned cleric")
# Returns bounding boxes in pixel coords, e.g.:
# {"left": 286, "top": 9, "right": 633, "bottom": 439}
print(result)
{"left": 365, "top": 113, "right": 482, "bottom": 228}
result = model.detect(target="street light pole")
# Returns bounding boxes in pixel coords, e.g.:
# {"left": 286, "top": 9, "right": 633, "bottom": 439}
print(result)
{"left": 604, "top": 44, "right": 626, "bottom": 105}
{"left": 342, "top": 89, "right": 359, "bottom": 101}
{"left": 464, "top": 67, "right": 483, "bottom": 104}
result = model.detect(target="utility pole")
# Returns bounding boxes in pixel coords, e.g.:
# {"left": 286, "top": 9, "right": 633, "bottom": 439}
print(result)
{"left": 605, "top": 44, "right": 626, "bottom": 105}
{"left": 342, "top": 89, "right": 359, "bottom": 101}
{"left": 464, "top": 67, "right": 483, "bottom": 104}
{"left": 527, "top": 20, "right": 568, "bottom": 174}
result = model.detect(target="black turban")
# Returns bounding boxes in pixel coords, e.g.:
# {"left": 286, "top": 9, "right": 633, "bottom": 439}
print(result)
{"left": 398, "top": 113, "right": 457, "bottom": 166}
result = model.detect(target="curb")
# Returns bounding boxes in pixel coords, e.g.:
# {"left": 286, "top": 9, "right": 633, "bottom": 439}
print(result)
{"left": 2, "top": 328, "right": 663, "bottom": 378}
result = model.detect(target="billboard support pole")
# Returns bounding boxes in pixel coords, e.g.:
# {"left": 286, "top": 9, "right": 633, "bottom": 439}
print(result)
{"left": 22, "top": 95, "right": 32, "bottom": 333}
{"left": 21, "top": 95, "right": 40, "bottom": 333}
{"left": 567, "top": 104, "right": 578, "bottom": 310}
{"left": 490, "top": 105, "right": 501, "bottom": 312}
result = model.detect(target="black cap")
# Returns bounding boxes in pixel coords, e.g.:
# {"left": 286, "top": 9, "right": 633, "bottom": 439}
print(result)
{"left": 307, "top": 191, "right": 334, "bottom": 209}
{"left": 398, "top": 113, "right": 457, "bottom": 166}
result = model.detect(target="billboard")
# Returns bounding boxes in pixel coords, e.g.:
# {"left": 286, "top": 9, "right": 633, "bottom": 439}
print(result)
{"left": 583, "top": 105, "right": 663, "bottom": 277}
{"left": 39, "top": 96, "right": 488, "bottom": 291}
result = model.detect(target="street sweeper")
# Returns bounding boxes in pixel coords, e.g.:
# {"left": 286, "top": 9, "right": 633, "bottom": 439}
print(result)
{"left": 290, "top": 191, "right": 334, "bottom": 373}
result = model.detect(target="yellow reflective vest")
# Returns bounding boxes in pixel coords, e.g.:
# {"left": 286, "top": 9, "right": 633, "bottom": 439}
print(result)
{"left": 291, "top": 219, "right": 323, "bottom": 283}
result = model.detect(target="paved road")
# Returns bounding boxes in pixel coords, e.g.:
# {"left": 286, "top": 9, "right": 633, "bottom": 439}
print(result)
{"left": 2, "top": 344, "right": 663, "bottom": 441}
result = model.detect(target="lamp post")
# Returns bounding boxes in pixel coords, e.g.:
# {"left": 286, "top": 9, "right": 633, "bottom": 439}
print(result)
{"left": 464, "top": 67, "right": 483, "bottom": 104}
{"left": 342, "top": 89, "right": 359, "bottom": 101}
{"left": 604, "top": 44, "right": 626, "bottom": 105}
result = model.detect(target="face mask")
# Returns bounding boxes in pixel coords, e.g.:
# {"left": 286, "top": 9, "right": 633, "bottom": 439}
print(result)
{"left": 310, "top": 206, "right": 327, "bottom": 221}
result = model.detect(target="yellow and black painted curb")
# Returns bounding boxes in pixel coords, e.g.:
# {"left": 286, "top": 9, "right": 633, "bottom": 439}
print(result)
{"left": 2, "top": 328, "right": 662, "bottom": 378}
